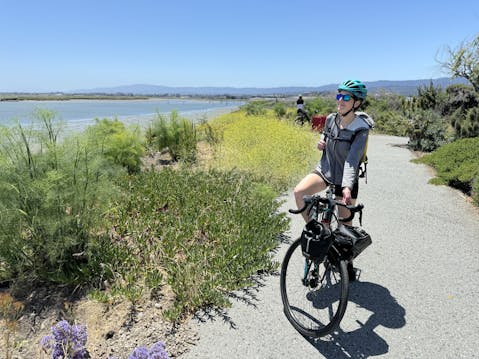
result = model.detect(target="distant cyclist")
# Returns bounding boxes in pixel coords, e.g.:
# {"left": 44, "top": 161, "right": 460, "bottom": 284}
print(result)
{"left": 293, "top": 79, "right": 374, "bottom": 279}
{"left": 296, "top": 95, "right": 305, "bottom": 115}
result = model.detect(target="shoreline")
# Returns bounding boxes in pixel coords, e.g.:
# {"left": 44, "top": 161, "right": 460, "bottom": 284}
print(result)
{"left": 0, "top": 94, "right": 247, "bottom": 102}
{"left": 0, "top": 99, "right": 244, "bottom": 133}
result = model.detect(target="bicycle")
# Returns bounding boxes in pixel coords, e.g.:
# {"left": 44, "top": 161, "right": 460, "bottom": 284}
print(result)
{"left": 280, "top": 185, "right": 371, "bottom": 337}
{"left": 294, "top": 109, "right": 311, "bottom": 126}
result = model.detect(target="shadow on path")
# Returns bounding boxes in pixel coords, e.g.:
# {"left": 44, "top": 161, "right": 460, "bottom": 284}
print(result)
{"left": 305, "top": 281, "right": 406, "bottom": 358}
{"left": 191, "top": 273, "right": 270, "bottom": 330}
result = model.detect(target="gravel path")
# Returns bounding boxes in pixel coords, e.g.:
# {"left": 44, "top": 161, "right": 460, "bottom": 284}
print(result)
{"left": 179, "top": 135, "right": 479, "bottom": 359}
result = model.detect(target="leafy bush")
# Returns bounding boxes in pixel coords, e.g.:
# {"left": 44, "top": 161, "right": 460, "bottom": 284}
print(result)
{"left": 372, "top": 110, "right": 409, "bottom": 136}
{"left": 407, "top": 109, "right": 448, "bottom": 151}
{"left": 412, "top": 137, "right": 479, "bottom": 202}
{"left": 107, "top": 167, "right": 289, "bottom": 320}
{"left": 273, "top": 102, "right": 287, "bottom": 118}
{"left": 442, "top": 84, "right": 478, "bottom": 117}
{"left": 146, "top": 111, "right": 197, "bottom": 162}
{"left": 304, "top": 97, "right": 336, "bottom": 116}
{"left": 85, "top": 118, "right": 145, "bottom": 174}
{"left": 450, "top": 106, "right": 479, "bottom": 139}
{"left": 243, "top": 101, "right": 267, "bottom": 116}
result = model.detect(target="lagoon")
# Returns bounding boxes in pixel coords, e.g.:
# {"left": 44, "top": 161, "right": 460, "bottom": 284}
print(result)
{"left": 0, "top": 98, "right": 243, "bottom": 132}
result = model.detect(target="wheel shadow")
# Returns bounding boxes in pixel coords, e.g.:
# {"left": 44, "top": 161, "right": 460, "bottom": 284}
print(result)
{"left": 304, "top": 281, "right": 406, "bottom": 358}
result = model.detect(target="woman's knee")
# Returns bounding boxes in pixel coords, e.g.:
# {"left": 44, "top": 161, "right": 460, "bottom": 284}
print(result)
{"left": 294, "top": 173, "right": 325, "bottom": 198}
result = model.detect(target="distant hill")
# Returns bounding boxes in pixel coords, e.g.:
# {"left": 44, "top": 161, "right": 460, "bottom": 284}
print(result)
{"left": 71, "top": 77, "right": 469, "bottom": 97}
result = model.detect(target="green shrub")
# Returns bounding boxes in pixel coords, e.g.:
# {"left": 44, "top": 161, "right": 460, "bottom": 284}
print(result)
{"left": 107, "top": 167, "right": 289, "bottom": 319}
{"left": 304, "top": 97, "right": 336, "bottom": 116}
{"left": 243, "top": 101, "right": 267, "bottom": 116}
{"left": 372, "top": 110, "right": 409, "bottom": 136}
{"left": 407, "top": 109, "right": 448, "bottom": 151}
{"left": 442, "top": 84, "right": 479, "bottom": 117}
{"left": 146, "top": 111, "right": 197, "bottom": 162}
{"left": 273, "top": 102, "right": 287, "bottom": 118}
{"left": 452, "top": 106, "right": 479, "bottom": 139}
{"left": 86, "top": 118, "right": 145, "bottom": 173}
{"left": 412, "top": 137, "right": 479, "bottom": 202}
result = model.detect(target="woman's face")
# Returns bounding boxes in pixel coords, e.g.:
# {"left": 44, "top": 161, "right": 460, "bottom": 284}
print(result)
{"left": 336, "top": 91, "right": 359, "bottom": 115}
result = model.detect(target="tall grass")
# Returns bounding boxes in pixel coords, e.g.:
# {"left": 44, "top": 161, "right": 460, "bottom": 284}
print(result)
{"left": 0, "top": 112, "right": 124, "bottom": 284}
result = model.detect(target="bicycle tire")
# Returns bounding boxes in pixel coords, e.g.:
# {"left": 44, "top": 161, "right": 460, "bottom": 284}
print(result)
{"left": 280, "top": 237, "right": 349, "bottom": 337}
{"left": 294, "top": 115, "right": 304, "bottom": 126}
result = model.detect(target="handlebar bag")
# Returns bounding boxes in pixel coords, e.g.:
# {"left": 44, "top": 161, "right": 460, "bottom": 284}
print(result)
{"left": 301, "top": 220, "right": 333, "bottom": 261}
{"left": 334, "top": 225, "right": 372, "bottom": 259}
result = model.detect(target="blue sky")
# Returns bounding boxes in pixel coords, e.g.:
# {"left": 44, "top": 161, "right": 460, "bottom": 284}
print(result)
{"left": 1, "top": 0, "right": 478, "bottom": 92}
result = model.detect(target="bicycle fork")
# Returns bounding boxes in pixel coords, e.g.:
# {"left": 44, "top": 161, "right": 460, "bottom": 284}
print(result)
{"left": 302, "top": 260, "right": 321, "bottom": 288}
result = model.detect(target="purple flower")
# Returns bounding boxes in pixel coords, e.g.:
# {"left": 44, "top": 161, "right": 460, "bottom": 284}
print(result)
{"left": 128, "top": 341, "right": 170, "bottom": 359}
{"left": 129, "top": 346, "right": 149, "bottom": 359}
{"left": 40, "top": 334, "right": 54, "bottom": 351}
{"left": 52, "top": 320, "right": 71, "bottom": 343}
{"left": 149, "top": 341, "right": 170, "bottom": 359}
{"left": 40, "top": 320, "right": 89, "bottom": 359}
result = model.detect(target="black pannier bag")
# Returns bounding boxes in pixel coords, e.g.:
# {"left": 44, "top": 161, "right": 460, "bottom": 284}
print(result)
{"left": 334, "top": 224, "right": 372, "bottom": 259}
{"left": 300, "top": 220, "right": 333, "bottom": 261}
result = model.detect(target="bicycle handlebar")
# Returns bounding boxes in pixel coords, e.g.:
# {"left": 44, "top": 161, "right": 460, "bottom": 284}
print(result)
{"left": 289, "top": 194, "right": 364, "bottom": 222}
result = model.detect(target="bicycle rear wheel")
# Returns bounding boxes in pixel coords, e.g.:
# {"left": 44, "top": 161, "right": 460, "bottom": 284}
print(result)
{"left": 280, "top": 237, "right": 349, "bottom": 337}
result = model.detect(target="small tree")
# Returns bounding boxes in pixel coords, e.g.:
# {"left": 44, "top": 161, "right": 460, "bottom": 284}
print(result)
{"left": 440, "top": 33, "right": 479, "bottom": 92}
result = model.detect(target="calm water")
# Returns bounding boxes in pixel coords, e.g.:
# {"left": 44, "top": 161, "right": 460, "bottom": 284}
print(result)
{"left": 0, "top": 98, "right": 243, "bottom": 132}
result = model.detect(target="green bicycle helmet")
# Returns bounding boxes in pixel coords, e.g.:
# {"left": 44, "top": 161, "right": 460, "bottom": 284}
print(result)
{"left": 338, "top": 80, "right": 367, "bottom": 100}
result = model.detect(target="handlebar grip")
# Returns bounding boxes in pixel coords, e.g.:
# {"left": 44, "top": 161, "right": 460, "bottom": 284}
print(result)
{"left": 338, "top": 202, "right": 364, "bottom": 222}
{"left": 288, "top": 194, "right": 314, "bottom": 214}
{"left": 289, "top": 207, "right": 305, "bottom": 214}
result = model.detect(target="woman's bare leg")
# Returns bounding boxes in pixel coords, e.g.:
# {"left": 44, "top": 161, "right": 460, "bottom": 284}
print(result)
{"left": 293, "top": 173, "right": 327, "bottom": 222}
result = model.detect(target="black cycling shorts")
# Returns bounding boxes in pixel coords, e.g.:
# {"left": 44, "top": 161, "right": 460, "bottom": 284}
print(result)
{"left": 312, "top": 170, "right": 359, "bottom": 199}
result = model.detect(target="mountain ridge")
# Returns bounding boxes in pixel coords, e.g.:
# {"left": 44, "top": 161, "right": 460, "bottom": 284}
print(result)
{"left": 72, "top": 77, "right": 469, "bottom": 97}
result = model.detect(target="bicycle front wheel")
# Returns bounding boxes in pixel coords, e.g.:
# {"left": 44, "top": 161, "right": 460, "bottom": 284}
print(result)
{"left": 294, "top": 115, "right": 304, "bottom": 126}
{"left": 280, "top": 237, "right": 349, "bottom": 337}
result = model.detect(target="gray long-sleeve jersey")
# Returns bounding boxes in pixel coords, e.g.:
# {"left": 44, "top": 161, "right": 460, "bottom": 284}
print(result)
{"left": 315, "top": 112, "right": 374, "bottom": 189}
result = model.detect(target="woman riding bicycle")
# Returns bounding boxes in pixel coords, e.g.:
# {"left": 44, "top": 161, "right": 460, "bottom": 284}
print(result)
{"left": 293, "top": 79, "right": 373, "bottom": 223}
